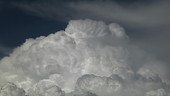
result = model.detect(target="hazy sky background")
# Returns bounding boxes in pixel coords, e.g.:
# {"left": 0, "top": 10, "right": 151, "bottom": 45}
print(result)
{"left": 0, "top": 0, "right": 170, "bottom": 64}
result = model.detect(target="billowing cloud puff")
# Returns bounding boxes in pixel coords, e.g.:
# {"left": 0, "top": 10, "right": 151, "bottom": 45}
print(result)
{"left": 75, "top": 74, "right": 122, "bottom": 96}
{"left": 145, "top": 88, "right": 168, "bottom": 96}
{"left": 28, "top": 80, "right": 65, "bottom": 96}
{"left": 0, "top": 19, "right": 169, "bottom": 96}
{"left": 0, "top": 82, "right": 26, "bottom": 96}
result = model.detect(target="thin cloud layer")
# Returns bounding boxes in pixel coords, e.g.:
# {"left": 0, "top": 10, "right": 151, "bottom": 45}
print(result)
{"left": 0, "top": 19, "right": 169, "bottom": 96}
{"left": 69, "top": 0, "right": 170, "bottom": 27}
{"left": 12, "top": 0, "right": 170, "bottom": 27}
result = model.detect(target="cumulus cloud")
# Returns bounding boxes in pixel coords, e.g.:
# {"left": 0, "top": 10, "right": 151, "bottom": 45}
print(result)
{"left": 0, "top": 82, "right": 26, "bottom": 96}
{"left": 145, "top": 88, "right": 169, "bottom": 96}
{"left": 0, "top": 45, "right": 13, "bottom": 59}
{"left": 11, "top": 0, "right": 170, "bottom": 66}
{"left": 0, "top": 19, "right": 169, "bottom": 96}
{"left": 28, "top": 80, "right": 65, "bottom": 96}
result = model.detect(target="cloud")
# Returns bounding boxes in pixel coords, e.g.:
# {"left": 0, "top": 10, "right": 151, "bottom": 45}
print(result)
{"left": 11, "top": 0, "right": 170, "bottom": 67}
{"left": 11, "top": 0, "right": 76, "bottom": 21}
{"left": 0, "top": 45, "right": 13, "bottom": 59}
{"left": 145, "top": 88, "right": 169, "bottom": 96}
{"left": 28, "top": 80, "right": 65, "bottom": 96}
{"left": 0, "top": 19, "right": 170, "bottom": 96}
{"left": 70, "top": 0, "right": 170, "bottom": 28}
{"left": 12, "top": 0, "right": 170, "bottom": 27}
{"left": 0, "top": 82, "right": 26, "bottom": 96}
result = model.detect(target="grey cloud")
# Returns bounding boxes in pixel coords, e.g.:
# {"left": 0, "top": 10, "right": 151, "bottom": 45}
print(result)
{"left": 65, "top": 0, "right": 170, "bottom": 81}
{"left": 145, "top": 88, "right": 169, "bottom": 96}
{"left": 12, "top": 0, "right": 170, "bottom": 27}
{"left": 0, "top": 82, "right": 26, "bottom": 96}
{"left": 0, "top": 45, "right": 13, "bottom": 59}
{"left": 11, "top": 0, "right": 76, "bottom": 21}
{"left": 11, "top": 0, "right": 170, "bottom": 66}
{"left": 74, "top": 73, "right": 169, "bottom": 96}
{"left": 1, "top": 0, "right": 170, "bottom": 95}
{"left": 0, "top": 19, "right": 170, "bottom": 96}
{"left": 28, "top": 80, "right": 65, "bottom": 96}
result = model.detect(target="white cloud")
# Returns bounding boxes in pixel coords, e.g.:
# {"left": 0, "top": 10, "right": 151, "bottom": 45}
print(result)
{"left": 28, "top": 80, "right": 65, "bottom": 96}
{"left": 0, "top": 82, "right": 26, "bottom": 96}
{"left": 0, "top": 45, "right": 13, "bottom": 59}
{"left": 145, "top": 88, "right": 169, "bottom": 96}
{"left": 0, "top": 19, "right": 169, "bottom": 96}
{"left": 11, "top": 0, "right": 170, "bottom": 67}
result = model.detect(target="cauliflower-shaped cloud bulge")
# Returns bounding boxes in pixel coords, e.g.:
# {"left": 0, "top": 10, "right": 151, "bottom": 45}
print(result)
{"left": 0, "top": 82, "right": 26, "bottom": 96}
{"left": 145, "top": 88, "right": 168, "bottom": 96}
{"left": 0, "top": 19, "right": 169, "bottom": 96}
{"left": 75, "top": 74, "right": 122, "bottom": 96}
{"left": 28, "top": 80, "right": 65, "bottom": 96}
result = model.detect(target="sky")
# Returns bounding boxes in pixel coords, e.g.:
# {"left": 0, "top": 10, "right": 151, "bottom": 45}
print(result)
{"left": 0, "top": 0, "right": 170, "bottom": 96}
